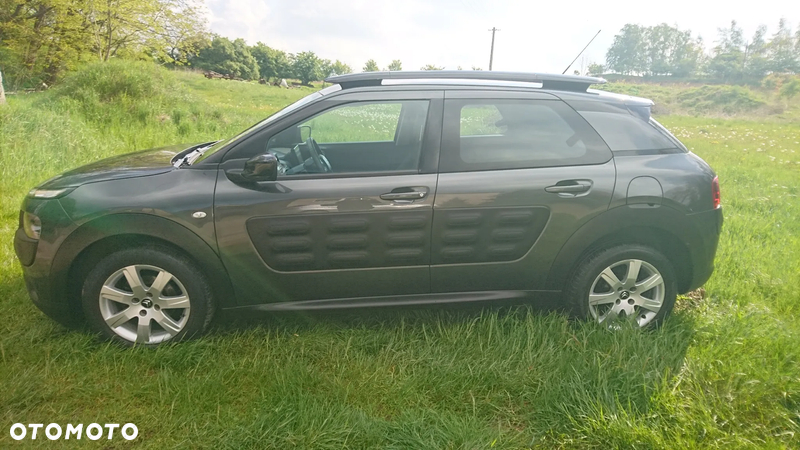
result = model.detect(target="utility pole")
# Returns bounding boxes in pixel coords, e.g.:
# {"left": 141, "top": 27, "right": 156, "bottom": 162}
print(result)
{"left": 488, "top": 27, "right": 500, "bottom": 71}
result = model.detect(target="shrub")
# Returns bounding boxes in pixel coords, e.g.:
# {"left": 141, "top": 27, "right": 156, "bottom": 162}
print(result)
{"left": 761, "top": 73, "right": 793, "bottom": 91}
{"left": 779, "top": 78, "right": 800, "bottom": 99}
{"left": 676, "top": 85, "right": 765, "bottom": 115}
{"left": 49, "top": 60, "right": 192, "bottom": 124}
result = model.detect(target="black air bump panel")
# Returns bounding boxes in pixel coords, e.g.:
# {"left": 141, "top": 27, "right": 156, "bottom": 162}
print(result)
{"left": 431, "top": 207, "right": 550, "bottom": 264}
{"left": 247, "top": 211, "right": 432, "bottom": 271}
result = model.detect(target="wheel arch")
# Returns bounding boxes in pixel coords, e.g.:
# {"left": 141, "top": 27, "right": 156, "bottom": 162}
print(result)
{"left": 52, "top": 214, "right": 236, "bottom": 322}
{"left": 545, "top": 206, "right": 697, "bottom": 293}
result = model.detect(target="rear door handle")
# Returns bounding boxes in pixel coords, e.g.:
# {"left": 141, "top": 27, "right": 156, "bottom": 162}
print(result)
{"left": 380, "top": 186, "right": 429, "bottom": 201}
{"left": 545, "top": 180, "right": 593, "bottom": 195}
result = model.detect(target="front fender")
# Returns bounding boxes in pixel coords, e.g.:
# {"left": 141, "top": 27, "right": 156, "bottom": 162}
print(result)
{"left": 51, "top": 213, "right": 237, "bottom": 310}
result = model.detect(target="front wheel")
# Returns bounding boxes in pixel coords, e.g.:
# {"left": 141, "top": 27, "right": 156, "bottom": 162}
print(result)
{"left": 81, "top": 247, "right": 215, "bottom": 346}
{"left": 566, "top": 245, "right": 677, "bottom": 328}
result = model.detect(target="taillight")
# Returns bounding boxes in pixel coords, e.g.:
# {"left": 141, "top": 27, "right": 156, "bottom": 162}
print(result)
{"left": 712, "top": 176, "right": 721, "bottom": 209}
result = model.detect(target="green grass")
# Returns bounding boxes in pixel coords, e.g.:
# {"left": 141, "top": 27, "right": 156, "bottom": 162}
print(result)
{"left": 1, "top": 62, "right": 799, "bottom": 448}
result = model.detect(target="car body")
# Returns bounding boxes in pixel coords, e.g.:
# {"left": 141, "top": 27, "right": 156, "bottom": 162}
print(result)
{"left": 15, "top": 71, "right": 723, "bottom": 345}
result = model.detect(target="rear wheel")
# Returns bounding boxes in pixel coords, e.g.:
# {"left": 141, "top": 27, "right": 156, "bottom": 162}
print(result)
{"left": 566, "top": 244, "right": 677, "bottom": 328}
{"left": 82, "top": 247, "right": 214, "bottom": 346}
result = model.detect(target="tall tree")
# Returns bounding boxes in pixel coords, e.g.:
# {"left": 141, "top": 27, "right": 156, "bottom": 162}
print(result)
{"left": 155, "top": 1, "right": 210, "bottom": 65}
{"left": 0, "top": 0, "right": 91, "bottom": 87}
{"left": 587, "top": 63, "right": 604, "bottom": 76}
{"left": 709, "top": 21, "right": 746, "bottom": 81}
{"left": 644, "top": 23, "right": 675, "bottom": 75}
{"left": 743, "top": 25, "right": 769, "bottom": 80}
{"left": 387, "top": 59, "right": 402, "bottom": 71}
{"left": 0, "top": 0, "right": 209, "bottom": 87}
{"left": 669, "top": 31, "right": 704, "bottom": 77}
{"left": 328, "top": 60, "right": 352, "bottom": 76}
{"left": 250, "top": 43, "right": 291, "bottom": 80}
{"left": 86, "top": 0, "right": 207, "bottom": 63}
{"left": 795, "top": 27, "right": 800, "bottom": 62}
{"left": 606, "top": 24, "right": 648, "bottom": 75}
{"left": 767, "top": 18, "right": 798, "bottom": 73}
{"left": 195, "top": 36, "right": 259, "bottom": 79}
{"left": 363, "top": 59, "right": 379, "bottom": 72}
{"left": 319, "top": 58, "right": 332, "bottom": 78}
{"left": 291, "top": 51, "right": 323, "bottom": 85}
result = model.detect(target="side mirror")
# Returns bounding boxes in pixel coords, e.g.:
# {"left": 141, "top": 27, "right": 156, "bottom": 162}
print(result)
{"left": 299, "top": 125, "right": 311, "bottom": 141}
{"left": 242, "top": 153, "right": 278, "bottom": 181}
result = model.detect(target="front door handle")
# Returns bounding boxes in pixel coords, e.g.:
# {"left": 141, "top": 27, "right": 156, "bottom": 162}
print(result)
{"left": 545, "top": 180, "right": 593, "bottom": 195}
{"left": 380, "top": 186, "right": 429, "bottom": 201}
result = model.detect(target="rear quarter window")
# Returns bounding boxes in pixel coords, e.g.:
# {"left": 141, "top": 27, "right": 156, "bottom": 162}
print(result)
{"left": 569, "top": 101, "right": 683, "bottom": 154}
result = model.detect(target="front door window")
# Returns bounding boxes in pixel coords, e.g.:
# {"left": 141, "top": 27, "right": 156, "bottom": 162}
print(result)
{"left": 266, "top": 100, "right": 430, "bottom": 176}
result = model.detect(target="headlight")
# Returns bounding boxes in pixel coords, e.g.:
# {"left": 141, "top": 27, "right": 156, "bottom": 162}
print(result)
{"left": 22, "top": 212, "right": 42, "bottom": 240}
{"left": 28, "top": 188, "right": 74, "bottom": 199}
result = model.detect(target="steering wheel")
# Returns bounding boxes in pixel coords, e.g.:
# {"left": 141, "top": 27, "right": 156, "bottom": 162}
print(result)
{"left": 305, "top": 137, "right": 332, "bottom": 173}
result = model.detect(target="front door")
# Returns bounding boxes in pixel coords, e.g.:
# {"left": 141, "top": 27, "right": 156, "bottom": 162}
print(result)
{"left": 431, "top": 91, "right": 616, "bottom": 293}
{"left": 214, "top": 91, "right": 443, "bottom": 306}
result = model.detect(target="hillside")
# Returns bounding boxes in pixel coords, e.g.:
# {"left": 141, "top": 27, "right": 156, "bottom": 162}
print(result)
{"left": 596, "top": 76, "right": 800, "bottom": 120}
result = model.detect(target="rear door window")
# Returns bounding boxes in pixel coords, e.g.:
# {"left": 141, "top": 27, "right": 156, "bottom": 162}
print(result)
{"left": 440, "top": 99, "right": 611, "bottom": 172}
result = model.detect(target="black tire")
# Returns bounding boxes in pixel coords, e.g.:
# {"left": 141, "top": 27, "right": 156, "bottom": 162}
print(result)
{"left": 81, "top": 246, "right": 215, "bottom": 346}
{"left": 565, "top": 244, "right": 677, "bottom": 328}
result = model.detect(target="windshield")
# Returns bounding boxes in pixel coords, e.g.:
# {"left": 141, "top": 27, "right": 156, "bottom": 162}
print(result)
{"left": 193, "top": 84, "right": 342, "bottom": 164}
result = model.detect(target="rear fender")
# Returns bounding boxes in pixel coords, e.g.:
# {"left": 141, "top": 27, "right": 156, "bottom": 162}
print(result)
{"left": 545, "top": 205, "right": 702, "bottom": 293}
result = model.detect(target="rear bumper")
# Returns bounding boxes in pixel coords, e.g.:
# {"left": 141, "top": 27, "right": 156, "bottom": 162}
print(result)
{"left": 684, "top": 206, "right": 723, "bottom": 291}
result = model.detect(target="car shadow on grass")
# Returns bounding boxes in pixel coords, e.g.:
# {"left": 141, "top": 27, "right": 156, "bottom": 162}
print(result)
{"left": 211, "top": 294, "right": 563, "bottom": 335}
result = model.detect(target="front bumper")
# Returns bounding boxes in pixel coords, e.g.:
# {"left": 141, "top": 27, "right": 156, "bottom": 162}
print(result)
{"left": 14, "top": 226, "right": 38, "bottom": 266}
{"left": 14, "top": 199, "right": 83, "bottom": 327}
{"left": 15, "top": 236, "right": 83, "bottom": 327}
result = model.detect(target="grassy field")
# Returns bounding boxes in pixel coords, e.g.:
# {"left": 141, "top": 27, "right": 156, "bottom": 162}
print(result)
{"left": 1, "top": 62, "right": 799, "bottom": 448}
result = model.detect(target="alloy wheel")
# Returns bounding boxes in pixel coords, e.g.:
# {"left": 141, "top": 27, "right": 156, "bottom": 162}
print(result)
{"left": 98, "top": 264, "right": 191, "bottom": 344}
{"left": 587, "top": 259, "right": 665, "bottom": 328}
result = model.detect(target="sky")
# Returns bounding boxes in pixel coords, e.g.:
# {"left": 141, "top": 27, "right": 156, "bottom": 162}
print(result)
{"left": 204, "top": 0, "right": 800, "bottom": 74}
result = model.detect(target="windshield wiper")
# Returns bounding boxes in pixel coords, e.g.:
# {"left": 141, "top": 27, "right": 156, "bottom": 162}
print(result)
{"left": 175, "top": 142, "right": 218, "bottom": 168}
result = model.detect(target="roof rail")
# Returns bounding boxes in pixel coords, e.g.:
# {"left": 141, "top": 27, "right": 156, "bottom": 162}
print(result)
{"left": 324, "top": 71, "right": 607, "bottom": 92}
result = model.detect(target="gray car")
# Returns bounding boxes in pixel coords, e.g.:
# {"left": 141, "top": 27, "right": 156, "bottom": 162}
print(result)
{"left": 15, "top": 71, "right": 723, "bottom": 346}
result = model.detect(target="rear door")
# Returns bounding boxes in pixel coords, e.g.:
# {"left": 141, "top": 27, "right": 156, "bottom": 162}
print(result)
{"left": 431, "top": 90, "right": 615, "bottom": 293}
{"left": 214, "top": 90, "right": 444, "bottom": 306}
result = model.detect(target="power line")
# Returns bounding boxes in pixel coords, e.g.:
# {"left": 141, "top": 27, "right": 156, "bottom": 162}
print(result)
{"left": 488, "top": 27, "right": 500, "bottom": 70}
